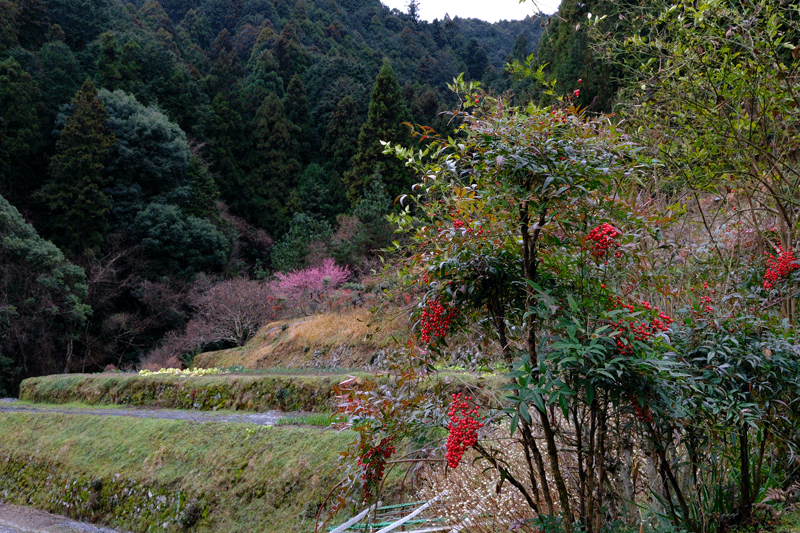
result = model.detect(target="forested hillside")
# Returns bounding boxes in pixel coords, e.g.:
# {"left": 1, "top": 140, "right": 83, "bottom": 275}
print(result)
{"left": 5, "top": 0, "right": 800, "bottom": 531}
{"left": 0, "top": 0, "right": 553, "bottom": 393}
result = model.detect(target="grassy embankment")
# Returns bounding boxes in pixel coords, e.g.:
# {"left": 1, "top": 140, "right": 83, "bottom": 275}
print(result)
{"left": 18, "top": 371, "right": 376, "bottom": 412}
{"left": 19, "top": 307, "right": 408, "bottom": 410}
{"left": 0, "top": 411, "right": 359, "bottom": 533}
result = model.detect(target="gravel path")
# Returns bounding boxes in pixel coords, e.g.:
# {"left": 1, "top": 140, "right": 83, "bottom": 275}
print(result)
{"left": 0, "top": 398, "right": 285, "bottom": 425}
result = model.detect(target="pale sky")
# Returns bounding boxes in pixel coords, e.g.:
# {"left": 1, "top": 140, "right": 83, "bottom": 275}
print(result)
{"left": 380, "top": 0, "right": 561, "bottom": 23}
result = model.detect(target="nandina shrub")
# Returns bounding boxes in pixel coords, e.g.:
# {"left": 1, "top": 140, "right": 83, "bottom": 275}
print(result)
{"left": 324, "top": 76, "right": 661, "bottom": 533}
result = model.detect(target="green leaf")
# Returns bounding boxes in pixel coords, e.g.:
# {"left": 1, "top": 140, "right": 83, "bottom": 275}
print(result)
{"left": 519, "top": 402, "right": 532, "bottom": 424}
{"left": 531, "top": 390, "right": 546, "bottom": 414}
{"left": 567, "top": 294, "right": 579, "bottom": 312}
{"left": 541, "top": 175, "right": 554, "bottom": 194}
{"left": 559, "top": 393, "right": 569, "bottom": 418}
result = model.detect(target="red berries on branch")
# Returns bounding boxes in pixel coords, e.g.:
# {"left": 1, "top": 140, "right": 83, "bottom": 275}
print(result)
{"left": 446, "top": 393, "right": 483, "bottom": 468}
{"left": 358, "top": 436, "right": 396, "bottom": 501}
{"left": 420, "top": 297, "right": 458, "bottom": 343}
{"left": 763, "top": 244, "right": 799, "bottom": 290}
{"left": 630, "top": 397, "right": 653, "bottom": 424}
{"left": 586, "top": 223, "right": 621, "bottom": 259}
{"left": 607, "top": 296, "right": 673, "bottom": 356}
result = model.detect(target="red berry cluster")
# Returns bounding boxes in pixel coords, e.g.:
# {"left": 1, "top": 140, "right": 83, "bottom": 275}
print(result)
{"left": 586, "top": 223, "right": 621, "bottom": 258}
{"left": 763, "top": 244, "right": 799, "bottom": 290}
{"left": 420, "top": 298, "right": 458, "bottom": 343}
{"left": 699, "top": 295, "right": 714, "bottom": 314}
{"left": 607, "top": 296, "right": 673, "bottom": 356}
{"left": 358, "top": 436, "right": 395, "bottom": 500}
{"left": 630, "top": 397, "right": 653, "bottom": 424}
{"left": 446, "top": 393, "right": 483, "bottom": 468}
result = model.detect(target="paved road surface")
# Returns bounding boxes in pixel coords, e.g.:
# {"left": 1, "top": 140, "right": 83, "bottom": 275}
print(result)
{"left": 0, "top": 504, "right": 126, "bottom": 533}
{"left": 0, "top": 398, "right": 284, "bottom": 425}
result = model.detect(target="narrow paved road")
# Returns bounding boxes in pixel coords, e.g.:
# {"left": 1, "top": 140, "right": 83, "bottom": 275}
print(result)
{"left": 0, "top": 399, "right": 284, "bottom": 425}
{"left": 0, "top": 503, "right": 126, "bottom": 533}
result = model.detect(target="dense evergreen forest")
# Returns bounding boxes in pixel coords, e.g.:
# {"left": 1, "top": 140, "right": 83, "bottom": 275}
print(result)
{"left": 1, "top": 0, "right": 595, "bottom": 393}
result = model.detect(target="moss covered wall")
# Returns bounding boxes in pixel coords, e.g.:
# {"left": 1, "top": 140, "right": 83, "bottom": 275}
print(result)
{"left": 0, "top": 412, "right": 357, "bottom": 533}
{"left": 18, "top": 373, "right": 381, "bottom": 412}
{"left": 0, "top": 452, "right": 207, "bottom": 531}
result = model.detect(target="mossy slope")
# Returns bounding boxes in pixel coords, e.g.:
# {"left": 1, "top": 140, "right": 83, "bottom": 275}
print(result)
{"left": 0, "top": 412, "right": 355, "bottom": 532}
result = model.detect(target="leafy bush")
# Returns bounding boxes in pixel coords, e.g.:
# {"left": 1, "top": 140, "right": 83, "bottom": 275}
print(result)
{"left": 270, "top": 212, "right": 333, "bottom": 272}
{"left": 133, "top": 203, "right": 231, "bottom": 277}
{"left": 0, "top": 194, "right": 90, "bottom": 393}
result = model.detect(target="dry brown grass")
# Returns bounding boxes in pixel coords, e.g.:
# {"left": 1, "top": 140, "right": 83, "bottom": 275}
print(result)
{"left": 417, "top": 443, "right": 542, "bottom": 532}
{"left": 193, "top": 306, "right": 410, "bottom": 369}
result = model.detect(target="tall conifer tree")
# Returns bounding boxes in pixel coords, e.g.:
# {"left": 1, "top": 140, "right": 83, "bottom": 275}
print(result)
{"left": 323, "top": 94, "right": 362, "bottom": 178}
{"left": 247, "top": 92, "right": 301, "bottom": 236}
{"left": 344, "top": 59, "right": 413, "bottom": 206}
{"left": 284, "top": 74, "right": 313, "bottom": 164}
{"left": 40, "top": 79, "right": 116, "bottom": 252}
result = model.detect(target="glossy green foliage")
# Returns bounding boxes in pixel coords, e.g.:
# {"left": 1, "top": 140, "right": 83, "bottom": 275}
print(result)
{"left": 0, "top": 192, "right": 90, "bottom": 391}
{"left": 133, "top": 203, "right": 230, "bottom": 277}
